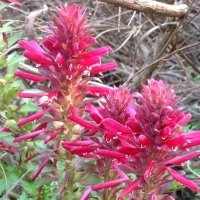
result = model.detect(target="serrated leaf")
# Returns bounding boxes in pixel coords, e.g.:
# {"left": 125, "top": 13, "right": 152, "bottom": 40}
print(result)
{"left": 8, "top": 32, "right": 23, "bottom": 47}
{"left": 0, "top": 26, "right": 14, "bottom": 33}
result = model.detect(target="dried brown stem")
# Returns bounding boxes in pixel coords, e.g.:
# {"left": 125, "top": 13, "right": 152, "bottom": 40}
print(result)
{"left": 99, "top": 0, "right": 188, "bottom": 17}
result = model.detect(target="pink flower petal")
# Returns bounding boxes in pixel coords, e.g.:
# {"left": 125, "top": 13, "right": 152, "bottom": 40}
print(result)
{"left": 166, "top": 167, "right": 199, "bottom": 191}
{"left": 0, "top": 141, "right": 18, "bottom": 153}
{"left": 151, "top": 193, "right": 157, "bottom": 200}
{"left": 15, "top": 70, "right": 49, "bottom": 82}
{"left": 164, "top": 135, "right": 186, "bottom": 149}
{"left": 87, "top": 103, "right": 102, "bottom": 124}
{"left": 96, "top": 149, "right": 125, "bottom": 159}
{"left": 32, "top": 156, "right": 50, "bottom": 179}
{"left": 138, "top": 135, "right": 152, "bottom": 147}
{"left": 62, "top": 140, "right": 94, "bottom": 146}
{"left": 67, "top": 114, "right": 97, "bottom": 130}
{"left": 79, "top": 56, "right": 100, "bottom": 66}
{"left": 17, "top": 109, "right": 49, "bottom": 126}
{"left": 92, "top": 178, "right": 128, "bottom": 190}
{"left": 18, "top": 92, "right": 48, "bottom": 98}
{"left": 83, "top": 85, "right": 112, "bottom": 96}
{"left": 118, "top": 146, "right": 142, "bottom": 156}
{"left": 44, "top": 126, "right": 63, "bottom": 143}
{"left": 80, "top": 187, "right": 92, "bottom": 200}
{"left": 90, "top": 62, "right": 118, "bottom": 74}
{"left": 83, "top": 46, "right": 112, "bottom": 58}
{"left": 70, "top": 146, "right": 98, "bottom": 154}
{"left": 164, "top": 152, "right": 199, "bottom": 165}
{"left": 14, "top": 129, "right": 49, "bottom": 142}
{"left": 102, "top": 118, "right": 132, "bottom": 135}
{"left": 144, "top": 160, "right": 155, "bottom": 178}
{"left": 118, "top": 176, "right": 143, "bottom": 200}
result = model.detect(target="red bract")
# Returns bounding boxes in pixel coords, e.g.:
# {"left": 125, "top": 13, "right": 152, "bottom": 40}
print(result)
{"left": 14, "top": 3, "right": 117, "bottom": 180}
{"left": 70, "top": 79, "right": 200, "bottom": 199}
{"left": 15, "top": 3, "right": 117, "bottom": 140}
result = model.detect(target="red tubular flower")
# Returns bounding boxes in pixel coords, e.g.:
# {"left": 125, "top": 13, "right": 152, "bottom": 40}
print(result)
{"left": 17, "top": 109, "right": 49, "bottom": 127}
{"left": 14, "top": 3, "right": 117, "bottom": 181}
{"left": 71, "top": 79, "right": 200, "bottom": 199}
{"left": 166, "top": 167, "right": 199, "bottom": 191}
{"left": 0, "top": 141, "right": 18, "bottom": 153}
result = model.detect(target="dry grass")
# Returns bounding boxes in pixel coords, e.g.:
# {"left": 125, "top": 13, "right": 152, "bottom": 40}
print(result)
{"left": 1, "top": 0, "right": 200, "bottom": 123}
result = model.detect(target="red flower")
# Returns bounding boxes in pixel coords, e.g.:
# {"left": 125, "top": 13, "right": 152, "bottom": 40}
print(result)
{"left": 68, "top": 79, "right": 200, "bottom": 199}
{"left": 14, "top": 3, "right": 117, "bottom": 181}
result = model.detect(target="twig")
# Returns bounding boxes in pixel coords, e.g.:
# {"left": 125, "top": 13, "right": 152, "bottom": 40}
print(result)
{"left": 123, "top": 42, "right": 200, "bottom": 87}
{"left": 99, "top": 0, "right": 188, "bottom": 17}
{"left": 1, "top": 169, "right": 32, "bottom": 200}
{"left": 18, "top": 62, "right": 40, "bottom": 75}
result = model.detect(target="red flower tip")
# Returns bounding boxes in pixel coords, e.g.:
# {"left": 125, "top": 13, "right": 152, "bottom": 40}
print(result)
{"left": 5, "top": 0, "right": 22, "bottom": 7}
{"left": 0, "top": 141, "right": 18, "bottom": 153}
{"left": 14, "top": 70, "right": 49, "bottom": 83}
{"left": 32, "top": 156, "right": 50, "bottom": 179}
{"left": 17, "top": 109, "right": 49, "bottom": 127}
{"left": 166, "top": 167, "right": 199, "bottom": 191}
{"left": 138, "top": 135, "right": 152, "bottom": 147}
{"left": 14, "top": 129, "right": 49, "bottom": 142}
{"left": 118, "top": 176, "right": 143, "bottom": 200}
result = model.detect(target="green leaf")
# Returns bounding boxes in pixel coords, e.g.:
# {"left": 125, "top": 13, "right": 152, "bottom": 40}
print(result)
{"left": 8, "top": 32, "right": 23, "bottom": 47}
{"left": 0, "top": 179, "right": 6, "bottom": 194}
{"left": 6, "top": 119, "right": 18, "bottom": 132}
{"left": 5, "top": 74, "right": 15, "bottom": 81}
{"left": 169, "top": 180, "right": 185, "bottom": 190}
{"left": 0, "top": 26, "right": 14, "bottom": 33}
{"left": 21, "top": 179, "right": 38, "bottom": 196}
{"left": 80, "top": 174, "right": 102, "bottom": 186}
{"left": 7, "top": 53, "right": 26, "bottom": 75}
{"left": 18, "top": 192, "right": 27, "bottom": 200}
{"left": 7, "top": 87, "right": 19, "bottom": 98}
{"left": 10, "top": 80, "right": 23, "bottom": 89}
{"left": 0, "top": 3, "right": 15, "bottom": 10}
{"left": 90, "top": 191, "right": 101, "bottom": 200}
{"left": 0, "top": 55, "right": 7, "bottom": 68}
{"left": 0, "top": 132, "right": 12, "bottom": 139}
{"left": 19, "top": 103, "right": 40, "bottom": 113}
{"left": 0, "top": 40, "right": 6, "bottom": 52}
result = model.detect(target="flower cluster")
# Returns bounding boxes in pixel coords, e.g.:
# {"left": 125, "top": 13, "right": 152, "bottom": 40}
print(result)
{"left": 14, "top": 3, "right": 117, "bottom": 180}
{"left": 12, "top": 2, "right": 200, "bottom": 200}
{"left": 65, "top": 79, "right": 200, "bottom": 199}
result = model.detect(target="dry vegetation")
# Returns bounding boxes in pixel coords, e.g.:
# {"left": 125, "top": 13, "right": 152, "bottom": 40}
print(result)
{"left": 2, "top": 0, "right": 200, "bottom": 124}
{"left": 1, "top": 1, "right": 200, "bottom": 198}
